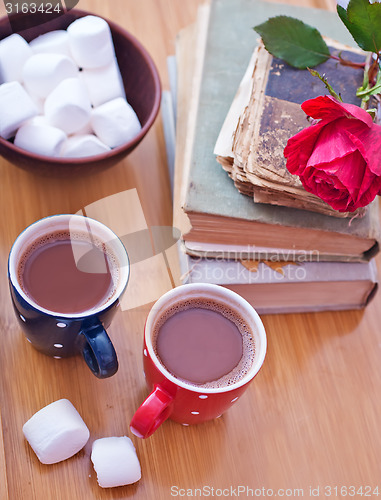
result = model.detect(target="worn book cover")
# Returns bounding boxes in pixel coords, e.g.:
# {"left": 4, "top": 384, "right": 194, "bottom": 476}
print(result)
{"left": 215, "top": 39, "right": 366, "bottom": 217}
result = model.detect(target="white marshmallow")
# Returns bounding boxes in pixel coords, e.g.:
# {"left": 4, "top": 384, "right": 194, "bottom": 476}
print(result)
{"left": 91, "top": 436, "right": 141, "bottom": 488}
{"left": 61, "top": 134, "right": 111, "bottom": 158}
{"left": 0, "top": 34, "right": 32, "bottom": 83}
{"left": 29, "top": 30, "right": 72, "bottom": 57}
{"left": 15, "top": 123, "right": 66, "bottom": 157}
{"left": 0, "top": 82, "right": 38, "bottom": 139}
{"left": 45, "top": 77, "right": 92, "bottom": 134}
{"left": 23, "top": 399, "right": 90, "bottom": 465}
{"left": 25, "top": 115, "right": 48, "bottom": 127}
{"left": 23, "top": 53, "right": 78, "bottom": 99}
{"left": 80, "top": 58, "right": 125, "bottom": 107}
{"left": 26, "top": 91, "right": 45, "bottom": 114}
{"left": 74, "top": 120, "right": 93, "bottom": 136}
{"left": 67, "top": 15, "right": 115, "bottom": 69}
{"left": 91, "top": 97, "right": 141, "bottom": 148}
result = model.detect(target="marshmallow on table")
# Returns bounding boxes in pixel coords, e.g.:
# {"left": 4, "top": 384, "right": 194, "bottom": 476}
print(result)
{"left": 0, "top": 34, "right": 32, "bottom": 83}
{"left": 23, "top": 399, "right": 90, "bottom": 465}
{"left": 29, "top": 30, "right": 72, "bottom": 57}
{"left": 67, "top": 15, "right": 115, "bottom": 69}
{"left": 0, "top": 82, "right": 38, "bottom": 139}
{"left": 15, "top": 123, "right": 67, "bottom": 157}
{"left": 61, "top": 134, "right": 111, "bottom": 158}
{"left": 91, "top": 97, "right": 142, "bottom": 148}
{"left": 80, "top": 58, "right": 126, "bottom": 107}
{"left": 23, "top": 53, "right": 78, "bottom": 99}
{"left": 45, "top": 77, "right": 92, "bottom": 135}
{"left": 91, "top": 436, "right": 141, "bottom": 488}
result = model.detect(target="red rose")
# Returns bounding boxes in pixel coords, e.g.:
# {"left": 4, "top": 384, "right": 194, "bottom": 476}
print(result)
{"left": 284, "top": 95, "right": 381, "bottom": 212}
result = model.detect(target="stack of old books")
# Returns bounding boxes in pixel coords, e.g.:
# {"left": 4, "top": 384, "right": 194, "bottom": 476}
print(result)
{"left": 165, "top": 0, "right": 380, "bottom": 314}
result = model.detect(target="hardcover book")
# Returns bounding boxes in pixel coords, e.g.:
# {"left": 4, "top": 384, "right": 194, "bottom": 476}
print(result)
{"left": 179, "top": 252, "right": 378, "bottom": 314}
{"left": 160, "top": 1, "right": 379, "bottom": 313}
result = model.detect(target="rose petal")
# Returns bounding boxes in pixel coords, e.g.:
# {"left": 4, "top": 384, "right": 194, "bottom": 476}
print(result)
{"left": 301, "top": 163, "right": 356, "bottom": 211}
{"left": 284, "top": 120, "right": 326, "bottom": 174}
{"left": 285, "top": 96, "right": 381, "bottom": 212}
{"left": 356, "top": 166, "right": 381, "bottom": 204}
{"left": 322, "top": 151, "right": 378, "bottom": 206}
{"left": 300, "top": 172, "right": 352, "bottom": 212}
{"left": 335, "top": 119, "right": 377, "bottom": 164}
{"left": 316, "top": 186, "right": 350, "bottom": 210}
{"left": 357, "top": 181, "right": 381, "bottom": 207}
{"left": 346, "top": 122, "right": 381, "bottom": 176}
{"left": 309, "top": 118, "right": 381, "bottom": 185}
{"left": 301, "top": 154, "right": 380, "bottom": 211}
{"left": 306, "top": 119, "right": 358, "bottom": 167}
{"left": 301, "top": 95, "right": 373, "bottom": 127}
{"left": 303, "top": 167, "right": 344, "bottom": 193}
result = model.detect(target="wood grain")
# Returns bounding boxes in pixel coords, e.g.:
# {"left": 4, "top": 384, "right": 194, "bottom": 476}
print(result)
{"left": 1, "top": 1, "right": 381, "bottom": 499}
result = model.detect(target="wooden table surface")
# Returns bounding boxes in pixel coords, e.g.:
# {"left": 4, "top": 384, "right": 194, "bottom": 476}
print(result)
{"left": 2, "top": 0, "right": 381, "bottom": 499}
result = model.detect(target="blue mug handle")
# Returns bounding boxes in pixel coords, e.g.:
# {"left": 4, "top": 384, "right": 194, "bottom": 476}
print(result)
{"left": 80, "top": 323, "right": 118, "bottom": 378}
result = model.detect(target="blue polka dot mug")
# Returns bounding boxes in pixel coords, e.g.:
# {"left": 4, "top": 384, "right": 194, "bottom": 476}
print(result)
{"left": 8, "top": 214, "right": 130, "bottom": 378}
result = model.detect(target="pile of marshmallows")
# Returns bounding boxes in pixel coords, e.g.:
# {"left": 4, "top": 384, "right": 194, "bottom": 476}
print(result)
{"left": 0, "top": 15, "right": 142, "bottom": 158}
{"left": 23, "top": 398, "right": 141, "bottom": 488}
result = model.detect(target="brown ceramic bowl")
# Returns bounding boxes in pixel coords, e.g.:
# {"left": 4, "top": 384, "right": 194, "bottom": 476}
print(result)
{"left": 0, "top": 9, "right": 161, "bottom": 175}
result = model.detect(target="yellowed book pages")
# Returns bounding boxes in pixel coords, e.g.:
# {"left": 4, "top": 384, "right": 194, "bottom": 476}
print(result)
{"left": 173, "top": 2, "right": 211, "bottom": 237}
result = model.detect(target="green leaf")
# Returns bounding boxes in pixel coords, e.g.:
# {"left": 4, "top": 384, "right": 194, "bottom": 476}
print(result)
{"left": 337, "top": 4, "right": 350, "bottom": 24}
{"left": 253, "top": 16, "right": 330, "bottom": 69}
{"left": 337, "top": 0, "right": 381, "bottom": 53}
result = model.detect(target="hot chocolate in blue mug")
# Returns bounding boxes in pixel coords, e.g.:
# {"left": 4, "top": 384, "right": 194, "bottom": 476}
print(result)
{"left": 8, "top": 214, "right": 130, "bottom": 378}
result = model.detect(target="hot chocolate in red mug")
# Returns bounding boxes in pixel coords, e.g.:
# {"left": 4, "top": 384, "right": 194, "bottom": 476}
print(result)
{"left": 130, "top": 283, "right": 267, "bottom": 438}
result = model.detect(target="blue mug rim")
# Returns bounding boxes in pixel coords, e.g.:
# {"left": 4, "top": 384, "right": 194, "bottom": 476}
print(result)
{"left": 8, "top": 213, "right": 130, "bottom": 319}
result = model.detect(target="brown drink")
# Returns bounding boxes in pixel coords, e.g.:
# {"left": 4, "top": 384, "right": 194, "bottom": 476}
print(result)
{"left": 18, "top": 230, "right": 119, "bottom": 314}
{"left": 153, "top": 298, "right": 256, "bottom": 388}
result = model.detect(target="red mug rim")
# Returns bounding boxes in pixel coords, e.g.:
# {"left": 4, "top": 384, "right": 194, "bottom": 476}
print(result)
{"left": 144, "top": 284, "right": 267, "bottom": 394}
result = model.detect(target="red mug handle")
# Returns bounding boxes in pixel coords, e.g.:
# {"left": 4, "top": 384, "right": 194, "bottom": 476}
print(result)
{"left": 130, "top": 385, "right": 174, "bottom": 438}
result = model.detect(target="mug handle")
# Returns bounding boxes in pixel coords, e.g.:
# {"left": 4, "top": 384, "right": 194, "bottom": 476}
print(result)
{"left": 80, "top": 323, "right": 118, "bottom": 378}
{"left": 130, "top": 385, "right": 174, "bottom": 438}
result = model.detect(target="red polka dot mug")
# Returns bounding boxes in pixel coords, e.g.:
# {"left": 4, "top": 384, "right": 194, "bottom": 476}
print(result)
{"left": 130, "top": 283, "right": 267, "bottom": 438}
